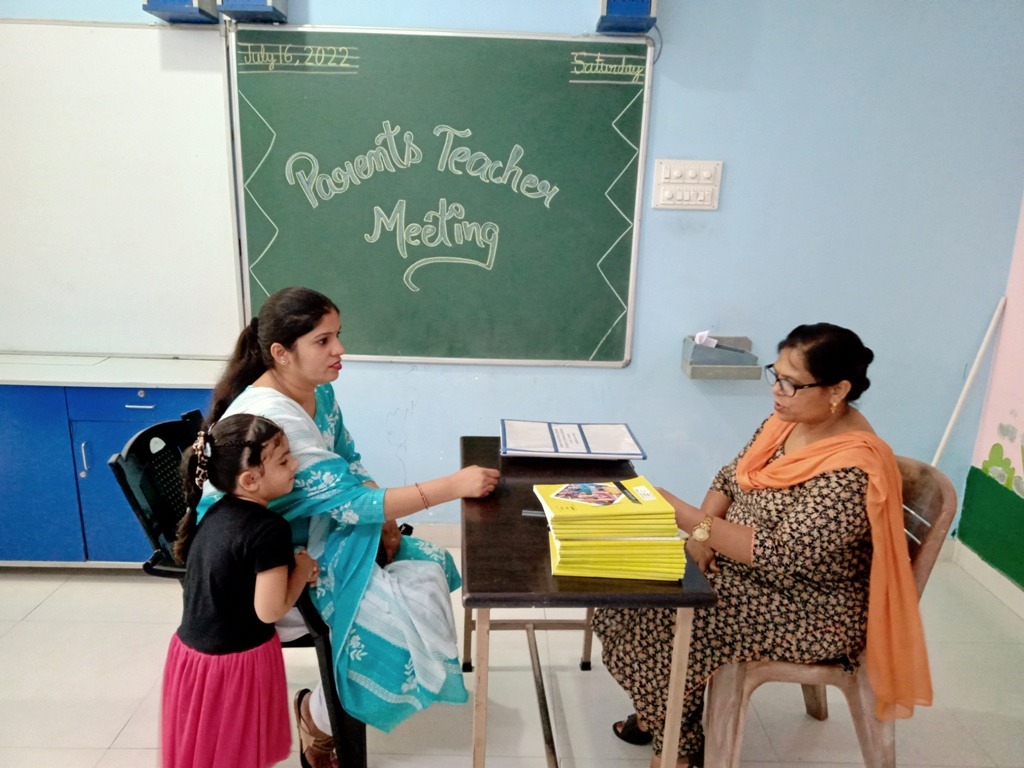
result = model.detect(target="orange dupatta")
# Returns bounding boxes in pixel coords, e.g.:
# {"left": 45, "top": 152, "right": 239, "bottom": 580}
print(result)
{"left": 734, "top": 414, "right": 932, "bottom": 720}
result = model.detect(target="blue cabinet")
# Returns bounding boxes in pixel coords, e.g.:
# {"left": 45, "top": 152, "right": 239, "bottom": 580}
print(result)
{"left": 0, "top": 386, "right": 84, "bottom": 560}
{"left": 0, "top": 385, "right": 209, "bottom": 562}
{"left": 68, "top": 387, "right": 210, "bottom": 562}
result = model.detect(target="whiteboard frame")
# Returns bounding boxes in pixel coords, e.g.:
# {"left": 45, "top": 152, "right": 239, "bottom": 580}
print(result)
{"left": 226, "top": 22, "right": 652, "bottom": 368}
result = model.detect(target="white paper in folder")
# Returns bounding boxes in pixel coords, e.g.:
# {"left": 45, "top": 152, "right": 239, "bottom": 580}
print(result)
{"left": 499, "top": 419, "right": 646, "bottom": 460}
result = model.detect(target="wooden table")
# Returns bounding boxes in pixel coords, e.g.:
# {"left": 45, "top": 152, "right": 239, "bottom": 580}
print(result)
{"left": 460, "top": 436, "right": 717, "bottom": 768}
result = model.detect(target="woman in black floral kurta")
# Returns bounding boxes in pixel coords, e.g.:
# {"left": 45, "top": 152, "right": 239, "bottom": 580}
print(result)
{"left": 594, "top": 323, "right": 891, "bottom": 767}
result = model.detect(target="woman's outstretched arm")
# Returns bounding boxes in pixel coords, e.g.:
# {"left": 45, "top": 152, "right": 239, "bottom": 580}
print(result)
{"left": 382, "top": 465, "right": 500, "bottom": 520}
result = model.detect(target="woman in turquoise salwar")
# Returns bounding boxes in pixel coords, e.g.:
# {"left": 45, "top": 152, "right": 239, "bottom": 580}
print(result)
{"left": 198, "top": 286, "right": 499, "bottom": 768}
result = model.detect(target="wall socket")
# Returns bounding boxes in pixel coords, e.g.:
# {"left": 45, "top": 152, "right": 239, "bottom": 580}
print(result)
{"left": 653, "top": 159, "right": 723, "bottom": 210}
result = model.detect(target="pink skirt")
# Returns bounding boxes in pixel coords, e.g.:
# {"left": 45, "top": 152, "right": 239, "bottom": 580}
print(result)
{"left": 161, "top": 633, "right": 291, "bottom": 768}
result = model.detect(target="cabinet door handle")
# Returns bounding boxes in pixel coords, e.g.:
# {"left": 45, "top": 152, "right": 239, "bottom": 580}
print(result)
{"left": 124, "top": 404, "right": 157, "bottom": 410}
{"left": 80, "top": 441, "right": 90, "bottom": 473}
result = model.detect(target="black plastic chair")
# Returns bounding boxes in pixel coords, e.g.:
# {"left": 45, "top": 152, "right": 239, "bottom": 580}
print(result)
{"left": 295, "top": 590, "right": 367, "bottom": 768}
{"left": 108, "top": 410, "right": 366, "bottom": 768}
{"left": 108, "top": 409, "right": 202, "bottom": 579}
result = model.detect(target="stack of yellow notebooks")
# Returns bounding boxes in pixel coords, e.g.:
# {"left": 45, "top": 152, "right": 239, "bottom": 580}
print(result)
{"left": 534, "top": 475, "right": 685, "bottom": 581}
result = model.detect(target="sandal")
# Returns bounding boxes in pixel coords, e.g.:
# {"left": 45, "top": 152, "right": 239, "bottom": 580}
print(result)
{"left": 612, "top": 712, "right": 653, "bottom": 745}
{"left": 294, "top": 688, "right": 338, "bottom": 768}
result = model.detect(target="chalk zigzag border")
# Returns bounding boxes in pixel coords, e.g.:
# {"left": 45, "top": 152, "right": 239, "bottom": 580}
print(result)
{"left": 589, "top": 86, "right": 643, "bottom": 361}
{"left": 238, "top": 91, "right": 280, "bottom": 301}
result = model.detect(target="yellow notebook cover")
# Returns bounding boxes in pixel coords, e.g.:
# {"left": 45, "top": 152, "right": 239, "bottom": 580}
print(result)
{"left": 535, "top": 476, "right": 679, "bottom": 539}
{"left": 548, "top": 531, "right": 685, "bottom": 581}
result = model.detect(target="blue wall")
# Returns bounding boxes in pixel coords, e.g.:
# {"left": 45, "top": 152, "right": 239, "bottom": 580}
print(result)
{"left": 4, "top": 1, "right": 1023, "bottom": 524}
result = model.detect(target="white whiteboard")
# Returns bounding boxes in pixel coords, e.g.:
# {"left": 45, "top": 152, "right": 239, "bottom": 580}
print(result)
{"left": 0, "top": 21, "right": 242, "bottom": 358}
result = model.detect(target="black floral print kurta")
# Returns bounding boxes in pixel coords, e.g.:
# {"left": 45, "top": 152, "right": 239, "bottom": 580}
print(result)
{"left": 593, "top": 423, "right": 873, "bottom": 758}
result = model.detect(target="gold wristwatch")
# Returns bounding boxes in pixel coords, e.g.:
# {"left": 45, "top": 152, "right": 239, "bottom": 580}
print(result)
{"left": 691, "top": 516, "right": 713, "bottom": 542}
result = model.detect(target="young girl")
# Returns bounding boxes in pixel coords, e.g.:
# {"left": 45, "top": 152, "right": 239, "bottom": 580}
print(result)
{"left": 161, "top": 414, "right": 318, "bottom": 768}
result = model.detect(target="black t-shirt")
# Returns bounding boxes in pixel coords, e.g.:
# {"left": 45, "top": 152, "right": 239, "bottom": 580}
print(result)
{"left": 176, "top": 495, "right": 294, "bottom": 655}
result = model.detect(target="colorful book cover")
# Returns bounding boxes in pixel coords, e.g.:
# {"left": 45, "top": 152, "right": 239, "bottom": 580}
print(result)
{"left": 535, "top": 476, "right": 679, "bottom": 539}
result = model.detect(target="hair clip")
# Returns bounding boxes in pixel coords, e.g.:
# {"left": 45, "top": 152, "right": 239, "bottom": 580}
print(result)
{"left": 192, "top": 431, "right": 211, "bottom": 488}
{"left": 193, "top": 430, "right": 214, "bottom": 457}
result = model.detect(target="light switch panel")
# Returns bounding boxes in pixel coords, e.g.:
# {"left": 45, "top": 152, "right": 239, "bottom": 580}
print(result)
{"left": 653, "top": 159, "right": 722, "bottom": 210}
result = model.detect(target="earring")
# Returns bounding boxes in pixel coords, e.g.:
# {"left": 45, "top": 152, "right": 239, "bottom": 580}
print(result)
{"left": 830, "top": 401, "right": 838, "bottom": 415}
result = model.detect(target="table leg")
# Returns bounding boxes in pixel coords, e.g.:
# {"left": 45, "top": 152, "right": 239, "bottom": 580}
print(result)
{"left": 580, "top": 607, "right": 595, "bottom": 670}
{"left": 472, "top": 608, "right": 491, "bottom": 768}
{"left": 463, "top": 607, "right": 474, "bottom": 672}
{"left": 524, "top": 623, "right": 558, "bottom": 768}
{"left": 659, "top": 607, "right": 694, "bottom": 768}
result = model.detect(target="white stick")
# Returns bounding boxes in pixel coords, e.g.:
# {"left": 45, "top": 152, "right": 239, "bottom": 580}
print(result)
{"left": 932, "top": 296, "right": 1007, "bottom": 466}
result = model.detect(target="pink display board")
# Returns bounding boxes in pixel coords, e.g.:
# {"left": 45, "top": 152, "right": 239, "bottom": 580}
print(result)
{"left": 973, "top": 196, "right": 1024, "bottom": 487}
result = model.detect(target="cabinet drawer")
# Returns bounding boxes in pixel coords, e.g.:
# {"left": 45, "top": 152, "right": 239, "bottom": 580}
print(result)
{"left": 65, "top": 387, "right": 210, "bottom": 422}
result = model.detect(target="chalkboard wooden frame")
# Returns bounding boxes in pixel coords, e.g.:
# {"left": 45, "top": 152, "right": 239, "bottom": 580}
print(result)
{"left": 228, "top": 24, "right": 652, "bottom": 366}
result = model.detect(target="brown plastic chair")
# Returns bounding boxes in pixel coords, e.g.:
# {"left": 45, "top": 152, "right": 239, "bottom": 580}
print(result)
{"left": 703, "top": 456, "right": 957, "bottom": 768}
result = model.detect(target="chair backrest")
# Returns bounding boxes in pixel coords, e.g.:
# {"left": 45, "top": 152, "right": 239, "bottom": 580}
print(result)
{"left": 108, "top": 410, "right": 203, "bottom": 563}
{"left": 895, "top": 455, "right": 958, "bottom": 597}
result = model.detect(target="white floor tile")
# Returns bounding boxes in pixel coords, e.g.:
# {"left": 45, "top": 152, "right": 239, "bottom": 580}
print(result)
{"left": 0, "top": 697, "right": 137, "bottom": 751}
{"left": 946, "top": 709, "right": 1024, "bottom": 768}
{"left": 922, "top": 562, "right": 1024, "bottom": 645}
{"left": 0, "top": 571, "right": 68, "bottom": 621}
{"left": 0, "top": 620, "right": 172, "bottom": 700}
{"left": 728, "top": 701, "right": 779, "bottom": 763}
{"left": 0, "top": 747, "right": 104, "bottom": 768}
{"left": 753, "top": 683, "right": 864, "bottom": 764}
{"left": 25, "top": 573, "right": 182, "bottom": 625}
{"left": 897, "top": 705, "right": 997, "bottom": 766}
{"left": 109, "top": 679, "right": 162, "bottom": 749}
{"left": 547, "top": 659, "right": 644, "bottom": 762}
{"left": 929, "top": 641, "right": 1024, "bottom": 716}
{"left": 94, "top": 748, "right": 160, "bottom": 768}
{"left": 369, "top": 756, "right": 547, "bottom": 768}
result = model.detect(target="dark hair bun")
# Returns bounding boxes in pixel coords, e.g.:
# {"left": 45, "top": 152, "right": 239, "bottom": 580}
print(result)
{"left": 778, "top": 323, "right": 874, "bottom": 402}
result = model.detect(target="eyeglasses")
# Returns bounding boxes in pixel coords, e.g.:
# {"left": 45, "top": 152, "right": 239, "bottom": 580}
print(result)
{"left": 765, "top": 364, "right": 825, "bottom": 397}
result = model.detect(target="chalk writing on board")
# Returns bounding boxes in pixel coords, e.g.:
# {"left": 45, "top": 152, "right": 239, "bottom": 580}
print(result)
{"left": 237, "top": 43, "right": 359, "bottom": 74}
{"left": 284, "top": 121, "right": 422, "bottom": 209}
{"left": 433, "top": 126, "right": 560, "bottom": 208}
{"left": 364, "top": 199, "right": 499, "bottom": 292}
{"left": 569, "top": 52, "right": 646, "bottom": 85}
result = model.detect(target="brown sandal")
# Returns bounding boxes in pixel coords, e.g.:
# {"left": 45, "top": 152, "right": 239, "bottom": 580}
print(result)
{"left": 294, "top": 688, "right": 338, "bottom": 768}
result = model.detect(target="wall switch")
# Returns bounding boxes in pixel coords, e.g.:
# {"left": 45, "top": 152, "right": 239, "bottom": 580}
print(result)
{"left": 653, "top": 159, "right": 723, "bottom": 210}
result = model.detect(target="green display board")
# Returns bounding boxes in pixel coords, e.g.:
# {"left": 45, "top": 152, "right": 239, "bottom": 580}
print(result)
{"left": 959, "top": 466, "right": 1024, "bottom": 590}
{"left": 230, "top": 26, "right": 651, "bottom": 365}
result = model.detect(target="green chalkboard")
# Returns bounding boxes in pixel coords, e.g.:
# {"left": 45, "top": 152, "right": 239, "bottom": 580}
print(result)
{"left": 230, "top": 26, "right": 651, "bottom": 364}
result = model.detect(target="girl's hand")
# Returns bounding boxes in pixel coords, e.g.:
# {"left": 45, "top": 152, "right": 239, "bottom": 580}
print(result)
{"left": 294, "top": 549, "right": 319, "bottom": 585}
{"left": 450, "top": 465, "right": 501, "bottom": 498}
{"left": 379, "top": 520, "right": 403, "bottom": 564}
{"left": 685, "top": 537, "right": 720, "bottom": 574}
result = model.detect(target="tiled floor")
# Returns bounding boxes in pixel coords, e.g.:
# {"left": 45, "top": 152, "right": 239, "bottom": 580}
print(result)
{"left": 0, "top": 555, "right": 1021, "bottom": 767}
